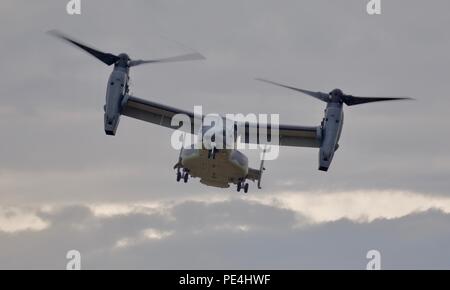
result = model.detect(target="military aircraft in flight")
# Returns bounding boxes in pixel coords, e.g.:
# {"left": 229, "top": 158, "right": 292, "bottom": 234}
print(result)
{"left": 49, "top": 31, "right": 412, "bottom": 193}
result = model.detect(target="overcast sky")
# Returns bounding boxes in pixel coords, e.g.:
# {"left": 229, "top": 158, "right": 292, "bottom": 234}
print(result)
{"left": 1, "top": 0, "right": 450, "bottom": 269}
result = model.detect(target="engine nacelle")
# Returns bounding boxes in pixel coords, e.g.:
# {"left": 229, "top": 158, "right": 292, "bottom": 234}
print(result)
{"left": 318, "top": 103, "right": 344, "bottom": 171}
{"left": 104, "top": 100, "right": 122, "bottom": 136}
{"left": 104, "top": 70, "right": 128, "bottom": 136}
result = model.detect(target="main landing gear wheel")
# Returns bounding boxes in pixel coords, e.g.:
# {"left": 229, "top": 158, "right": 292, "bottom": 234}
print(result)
{"left": 237, "top": 181, "right": 249, "bottom": 193}
{"left": 176, "top": 171, "right": 182, "bottom": 182}
{"left": 183, "top": 172, "right": 189, "bottom": 183}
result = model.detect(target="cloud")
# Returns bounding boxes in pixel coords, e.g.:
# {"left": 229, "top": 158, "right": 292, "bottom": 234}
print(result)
{"left": 1, "top": 0, "right": 450, "bottom": 269}
{"left": 114, "top": 228, "right": 174, "bottom": 249}
{"left": 1, "top": 198, "right": 450, "bottom": 269}
{"left": 3, "top": 188, "right": 443, "bottom": 228}
{"left": 0, "top": 207, "right": 49, "bottom": 233}
{"left": 249, "top": 190, "right": 450, "bottom": 223}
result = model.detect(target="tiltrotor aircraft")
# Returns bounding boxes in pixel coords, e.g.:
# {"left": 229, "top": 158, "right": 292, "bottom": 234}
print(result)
{"left": 50, "top": 31, "right": 411, "bottom": 193}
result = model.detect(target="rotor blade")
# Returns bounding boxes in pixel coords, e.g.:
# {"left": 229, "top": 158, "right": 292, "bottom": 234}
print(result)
{"left": 129, "top": 52, "right": 205, "bottom": 67}
{"left": 48, "top": 30, "right": 119, "bottom": 66}
{"left": 342, "top": 95, "right": 414, "bottom": 106}
{"left": 255, "top": 78, "right": 330, "bottom": 103}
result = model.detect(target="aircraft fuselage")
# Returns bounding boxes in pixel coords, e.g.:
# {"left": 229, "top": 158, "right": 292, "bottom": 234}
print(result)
{"left": 180, "top": 147, "right": 249, "bottom": 188}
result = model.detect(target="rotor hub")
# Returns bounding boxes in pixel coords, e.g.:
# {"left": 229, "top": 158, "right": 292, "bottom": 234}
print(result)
{"left": 329, "top": 89, "right": 344, "bottom": 103}
{"left": 116, "top": 53, "right": 131, "bottom": 67}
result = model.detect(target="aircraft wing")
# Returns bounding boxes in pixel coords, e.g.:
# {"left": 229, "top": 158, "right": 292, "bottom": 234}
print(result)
{"left": 239, "top": 122, "right": 321, "bottom": 148}
{"left": 246, "top": 168, "right": 261, "bottom": 182}
{"left": 121, "top": 95, "right": 322, "bottom": 148}
{"left": 278, "top": 124, "right": 321, "bottom": 147}
{"left": 121, "top": 95, "right": 200, "bottom": 134}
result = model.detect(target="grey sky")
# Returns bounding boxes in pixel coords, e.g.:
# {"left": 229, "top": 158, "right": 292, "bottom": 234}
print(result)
{"left": 1, "top": 0, "right": 450, "bottom": 269}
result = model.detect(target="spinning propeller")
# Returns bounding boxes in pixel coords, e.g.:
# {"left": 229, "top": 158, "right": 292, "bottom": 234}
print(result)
{"left": 48, "top": 30, "right": 205, "bottom": 67}
{"left": 256, "top": 78, "right": 413, "bottom": 106}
